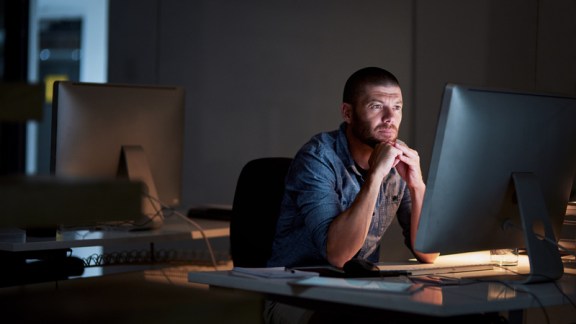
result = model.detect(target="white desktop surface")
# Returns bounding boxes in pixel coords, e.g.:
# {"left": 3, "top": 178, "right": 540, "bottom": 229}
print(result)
{"left": 188, "top": 253, "right": 576, "bottom": 318}
{"left": 0, "top": 215, "right": 229, "bottom": 252}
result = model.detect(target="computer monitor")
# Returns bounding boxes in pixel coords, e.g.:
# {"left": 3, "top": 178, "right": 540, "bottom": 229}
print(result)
{"left": 414, "top": 84, "right": 576, "bottom": 283}
{"left": 51, "top": 81, "right": 185, "bottom": 230}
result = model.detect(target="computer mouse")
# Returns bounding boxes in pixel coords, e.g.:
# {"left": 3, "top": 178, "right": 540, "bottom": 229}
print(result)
{"left": 342, "top": 258, "right": 380, "bottom": 277}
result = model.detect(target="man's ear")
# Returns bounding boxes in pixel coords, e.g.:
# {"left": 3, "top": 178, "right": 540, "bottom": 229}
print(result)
{"left": 341, "top": 103, "right": 352, "bottom": 123}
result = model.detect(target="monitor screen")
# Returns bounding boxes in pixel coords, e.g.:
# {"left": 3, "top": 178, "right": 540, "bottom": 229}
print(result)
{"left": 415, "top": 84, "right": 576, "bottom": 282}
{"left": 51, "top": 81, "right": 185, "bottom": 230}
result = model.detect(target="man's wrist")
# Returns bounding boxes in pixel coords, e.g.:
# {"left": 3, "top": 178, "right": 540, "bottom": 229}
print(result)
{"left": 409, "top": 182, "right": 426, "bottom": 196}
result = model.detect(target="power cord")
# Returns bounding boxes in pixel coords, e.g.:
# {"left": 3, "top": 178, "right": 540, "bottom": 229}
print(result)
{"left": 143, "top": 193, "right": 220, "bottom": 271}
{"left": 166, "top": 208, "right": 220, "bottom": 271}
{"left": 503, "top": 219, "right": 576, "bottom": 257}
{"left": 72, "top": 191, "right": 221, "bottom": 271}
{"left": 410, "top": 273, "right": 552, "bottom": 324}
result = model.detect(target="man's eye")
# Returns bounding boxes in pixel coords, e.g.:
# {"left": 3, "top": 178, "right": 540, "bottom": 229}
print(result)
{"left": 394, "top": 105, "right": 402, "bottom": 111}
{"left": 370, "top": 104, "right": 382, "bottom": 110}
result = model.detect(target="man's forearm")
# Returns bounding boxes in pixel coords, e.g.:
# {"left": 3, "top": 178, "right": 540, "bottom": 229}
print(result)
{"left": 326, "top": 173, "right": 382, "bottom": 267}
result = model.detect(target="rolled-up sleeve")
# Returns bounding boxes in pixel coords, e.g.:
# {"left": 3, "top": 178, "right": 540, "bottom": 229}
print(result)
{"left": 287, "top": 148, "right": 343, "bottom": 259}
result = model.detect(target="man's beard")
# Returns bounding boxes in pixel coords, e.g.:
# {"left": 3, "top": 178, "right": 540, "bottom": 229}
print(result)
{"left": 351, "top": 120, "right": 398, "bottom": 148}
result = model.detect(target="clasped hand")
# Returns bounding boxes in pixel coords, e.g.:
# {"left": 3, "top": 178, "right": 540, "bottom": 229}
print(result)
{"left": 369, "top": 141, "right": 424, "bottom": 189}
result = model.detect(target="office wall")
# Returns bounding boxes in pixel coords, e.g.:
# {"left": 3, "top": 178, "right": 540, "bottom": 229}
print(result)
{"left": 109, "top": 0, "right": 576, "bottom": 209}
{"left": 413, "top": 0, "right": 576, "bottom": 176}
{"left": 109, "top": 0, "right": 415, "bottom": 208}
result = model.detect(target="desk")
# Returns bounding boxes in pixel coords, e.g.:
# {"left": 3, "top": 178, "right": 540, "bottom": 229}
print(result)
{"left": 0, "top": 215, "right": 229, "bottom": 252}
{"left": 0, "top": 215, "right": 230, "bottom": 286}
{"left": 0, "top": 265, "right": 261, "bottom": 324}
{"left": 188, "top": 253, "right": 576, "bottom": 323}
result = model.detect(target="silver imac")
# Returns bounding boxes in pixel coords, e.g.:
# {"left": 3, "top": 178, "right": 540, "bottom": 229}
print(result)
{"left": 51, "top": 81, "right": 185, "bottom": 230}
{"left": 415, "top": 84, "right": 576, "bottom": 283}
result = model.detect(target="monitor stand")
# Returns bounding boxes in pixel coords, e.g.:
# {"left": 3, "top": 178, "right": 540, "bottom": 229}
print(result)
{"left": 510, "top": 172, "right": 564, "bottom": 283}
{"left": 117, "top": 145, "right": 164, "bottom": 230}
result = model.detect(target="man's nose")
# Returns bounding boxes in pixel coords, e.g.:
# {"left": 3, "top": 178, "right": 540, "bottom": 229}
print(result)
{"left": 381, "top": 107, "right": 393, "bottom": 121}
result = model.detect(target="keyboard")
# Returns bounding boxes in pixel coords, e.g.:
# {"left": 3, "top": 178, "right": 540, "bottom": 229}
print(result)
{"left": 291, "top": 262, "right": 494, "bottom": 278}
{"left": 376, "top": 262, "right": 494, "bottom": 276}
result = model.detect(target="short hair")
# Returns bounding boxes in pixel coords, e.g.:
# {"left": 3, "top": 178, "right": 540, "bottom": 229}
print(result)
{"left": 342, "top": 67, "right": 400, "bottom": 105}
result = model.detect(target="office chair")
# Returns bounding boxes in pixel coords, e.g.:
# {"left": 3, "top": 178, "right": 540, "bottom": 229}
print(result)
{"left": 230, "top": 157, "right": 293, "bottom": 268}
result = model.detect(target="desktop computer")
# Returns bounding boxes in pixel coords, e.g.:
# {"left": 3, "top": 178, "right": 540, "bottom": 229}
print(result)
{"left": 415, "top": 84, "right": 576, "bottom": 283}
{"left": 51, "top": 81, "right": 185, "bottom": 230}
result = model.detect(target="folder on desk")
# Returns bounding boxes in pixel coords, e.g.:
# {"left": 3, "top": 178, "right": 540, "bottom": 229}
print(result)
{"left": 231, "top": 267, "right": 319, "bottom": 279}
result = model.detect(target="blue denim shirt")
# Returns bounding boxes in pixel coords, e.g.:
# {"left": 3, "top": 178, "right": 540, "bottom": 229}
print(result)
{"left": 267, "top": 123, "right": 413, "bottom": 268}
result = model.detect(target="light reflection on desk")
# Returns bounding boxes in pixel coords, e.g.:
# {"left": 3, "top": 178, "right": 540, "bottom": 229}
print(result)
{"left": 408, "top": 281, "right": 520, "bottom": 306}
{"left": 411, "top": 286, "right": 443, "bottom": 305}
{"left": 392, "top": 251, "right": 576, "bottom": 308}
{"left": 487, "top": 283, "right": 517, "bottom": 301}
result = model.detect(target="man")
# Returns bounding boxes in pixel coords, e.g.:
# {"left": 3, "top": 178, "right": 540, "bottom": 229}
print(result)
{"left": 268, "top": 67, "right": 438, "bottom": 270}
{"left": 264, "top": 67, "right": 438, "bottom": 323}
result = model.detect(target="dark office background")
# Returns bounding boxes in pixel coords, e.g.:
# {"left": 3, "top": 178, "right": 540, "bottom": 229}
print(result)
{"left": 107, "top": 0, "right": 576, "bottom": 208}
{"left": 2, "top": 0, "right": 575, "bottom": 209}
{"left": 0, "top": 0, "right": 29, "bottom": 175}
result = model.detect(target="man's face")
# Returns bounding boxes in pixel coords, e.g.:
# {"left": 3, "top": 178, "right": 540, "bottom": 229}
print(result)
{"left": 344, "top": 84, "right": 403, "bottom": 147}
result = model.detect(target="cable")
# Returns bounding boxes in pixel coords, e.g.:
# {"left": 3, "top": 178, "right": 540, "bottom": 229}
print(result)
{"left": 128, "top": 191, "right": 166, "bottom": 229}
{"left": 64, "top": 191, "right": 221, "bottom": 270}
{"left": 411, "top": 274, "right": 552, "bottom": 324}
{"left": 538, "top": 234, "right": 576, "bottom": 257}
{"left": 168, "top": 209, "right": 220, "bottom": 271}
{"left": 80, "top": 248, "right": 221, "bottom": 267}
{"left": 142, "top": 193, "right": 220, "bottom": 271}
{"left": 83, "top": 190, "right": 166, "bottom": 231}
{"left": 493, "top": 280, "right": 550, "bottom": 324}
{"left": 551, "top": 280, "right": 576, "bottom": 309}
{"left": 496, "top": 267, "right": 576, "bottom": 316}
{"left": 408, "top": 261, "right": 576, "bottom": 324}
{"left": 503, "top": 219, "right": 576, "bottom": 257}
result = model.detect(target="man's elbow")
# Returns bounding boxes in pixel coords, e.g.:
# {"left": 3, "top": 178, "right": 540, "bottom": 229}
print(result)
{"left": 415, "top": 252, "right": 440, "bottom": 264}
{"left": 327, "top": 253, "right": 348, "bottom": 268}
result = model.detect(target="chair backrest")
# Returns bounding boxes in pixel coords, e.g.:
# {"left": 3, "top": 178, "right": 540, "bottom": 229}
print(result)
{"left": 230, "top": 157, "right": 293, "bottom": 268}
